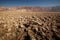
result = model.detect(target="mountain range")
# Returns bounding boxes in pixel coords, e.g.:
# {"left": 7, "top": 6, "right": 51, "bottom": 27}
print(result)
{"left": 0, "top": 6, "right": 60, "bottom": 12}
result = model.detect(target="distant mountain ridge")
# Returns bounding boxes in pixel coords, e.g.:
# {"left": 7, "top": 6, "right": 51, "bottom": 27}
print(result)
{"left": 0, "top": 6, "right": 60, "bottom": 12}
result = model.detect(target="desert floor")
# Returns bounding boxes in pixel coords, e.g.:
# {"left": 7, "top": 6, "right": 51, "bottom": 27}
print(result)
{"left": 0, "top": 11, "right": 60, "bottom": 40}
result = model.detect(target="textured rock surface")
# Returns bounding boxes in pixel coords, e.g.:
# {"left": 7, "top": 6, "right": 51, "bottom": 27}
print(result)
{"left": 0, "top": 15, "right": 60, "bottom": 40}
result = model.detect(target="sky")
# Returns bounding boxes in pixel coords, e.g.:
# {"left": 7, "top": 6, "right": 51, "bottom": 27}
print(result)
{"left": 0, "top": 0, "right": 60, "bottom": 7}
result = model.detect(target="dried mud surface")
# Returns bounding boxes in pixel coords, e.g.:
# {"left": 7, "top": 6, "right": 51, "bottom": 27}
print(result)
{"left": 0, "top": 13, "right": 60, "bottom": 40}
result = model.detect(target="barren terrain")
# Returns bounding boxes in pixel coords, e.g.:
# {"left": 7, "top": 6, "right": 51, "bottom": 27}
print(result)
{"left": 0, "top": 10, "right": 60, "bottom": 40}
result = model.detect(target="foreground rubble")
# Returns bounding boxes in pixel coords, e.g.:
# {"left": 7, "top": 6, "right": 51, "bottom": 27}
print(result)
{"left": 0, "top": 15, "right": 60, "bottom": 40}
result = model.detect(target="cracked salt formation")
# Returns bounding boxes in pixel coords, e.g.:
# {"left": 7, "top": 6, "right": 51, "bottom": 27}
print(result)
{"left": 0, "top": 15, "right": 60, "bottom": 40}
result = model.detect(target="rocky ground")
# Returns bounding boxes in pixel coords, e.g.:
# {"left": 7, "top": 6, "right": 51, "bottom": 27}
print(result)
{"left": 0, "top": 14, "right": 60, "bottom": 40}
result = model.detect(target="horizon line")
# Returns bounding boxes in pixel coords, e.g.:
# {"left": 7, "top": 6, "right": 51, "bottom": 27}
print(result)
{"left": 0, "top": 5, "right": 60, "bottom": 7}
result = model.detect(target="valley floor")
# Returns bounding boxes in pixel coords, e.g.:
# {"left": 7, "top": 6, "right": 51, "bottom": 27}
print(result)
{"left": 0, "top": 11, "right": 60, "bottom": 40}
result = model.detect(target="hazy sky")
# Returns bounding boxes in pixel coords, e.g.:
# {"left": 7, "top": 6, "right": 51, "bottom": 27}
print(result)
{"left": 0, "top": 0, "right": 60, "bottom": 6}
